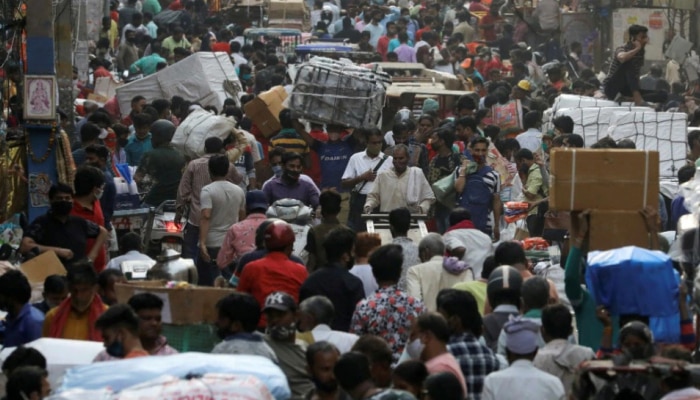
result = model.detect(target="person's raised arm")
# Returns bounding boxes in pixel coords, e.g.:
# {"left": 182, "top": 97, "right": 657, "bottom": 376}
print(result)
{"left": 292, "top": 119, "right": 316, "bottom": 148}
{"left": 596, "top": 306, "right": 614, "bottom": 358}
{"left": 565, "top": 210, "right": 589, "bottom": 304}
{"left": 640, "top": 206, "right": 659, "bottom": 250}
{"left": 616, "top": 40, "right": 644, "bottom": 64}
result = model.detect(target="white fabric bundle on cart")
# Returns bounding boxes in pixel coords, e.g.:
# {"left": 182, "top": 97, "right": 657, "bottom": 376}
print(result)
{"left": 289, "top": 57, "right": 391, "bottom": 129}
{"left": 57, "top": 353, "right": 290, "bottom": 400}
{"left": 553, "top": 106, "right": 653, "bottom": 146}
{"left": 607, "top": 111, "right": 688, "bottom": 178}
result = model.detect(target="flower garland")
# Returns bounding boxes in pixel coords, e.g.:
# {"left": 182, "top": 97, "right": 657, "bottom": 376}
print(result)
{"left": 26, "top": 122, "right": 57, "bottom": 164}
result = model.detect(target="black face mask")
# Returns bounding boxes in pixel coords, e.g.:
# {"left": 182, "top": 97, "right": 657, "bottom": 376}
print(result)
{"left": 118, "top": 138, "right": 129, "bottom": 148}
{"left": 284, "top": 170, "right": 300, "bottom": 181}
{"left": 312, "top": 377, "right": 338, "bottom": 393}
{"left": 51, "top": 200, "right": 73, "bottom": 216}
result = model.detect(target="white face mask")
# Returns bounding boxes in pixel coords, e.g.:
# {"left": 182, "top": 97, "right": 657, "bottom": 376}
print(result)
{"left": 406, "top": 337, "right": 425, "bottom": 359}
{"left": 99, "top": 128, "right": 109, "bottom": 139}
{"left": 95, "top": 188, "right": 104, "bottom": 200}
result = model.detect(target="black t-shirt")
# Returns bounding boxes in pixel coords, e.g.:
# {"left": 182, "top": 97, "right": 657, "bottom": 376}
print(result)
{"left": 23, "top": 213, "right": 101, "bottom": 266}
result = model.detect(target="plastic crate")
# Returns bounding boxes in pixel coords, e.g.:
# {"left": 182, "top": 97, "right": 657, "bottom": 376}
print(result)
{"left": 161, "top": 324, "right": 220, "bottom": 353}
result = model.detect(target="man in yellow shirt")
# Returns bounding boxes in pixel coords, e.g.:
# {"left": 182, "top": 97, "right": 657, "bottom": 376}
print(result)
{"left": 99, "top": 16, "right": 119, "bottom": 51}
{"left": 43, "top": 263, "right": 108, "bottom": 341}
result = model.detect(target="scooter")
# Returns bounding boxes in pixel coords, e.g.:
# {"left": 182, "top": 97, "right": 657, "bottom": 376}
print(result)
{"left": 142, "top": 200, "right": 184, "bottom": 258}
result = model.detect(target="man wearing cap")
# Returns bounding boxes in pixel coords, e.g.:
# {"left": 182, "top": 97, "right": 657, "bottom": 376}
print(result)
{"left": 482, "top": 318, "right": 566, "bottom": 400}
{"left": 511, "top": 80, "right": 532, "bottom": 110}
{"left": 262, "top": 291, "right": 315, "bottom": 399}
{"left": 238, "top": 221, "right": 308, "bottom": 328}
{"left": 216, "top": 190, "right": 269, "bottom": 274}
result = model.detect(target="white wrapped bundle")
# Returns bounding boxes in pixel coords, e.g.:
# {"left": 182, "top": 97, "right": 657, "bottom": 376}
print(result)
{"left": 171, "top": 109, "right": 238, "bottom": 159}
{"left": 117, "top": 374, "right": 274, "bottom": 400}
{"left": 554, "top": 106, "right": 653, "bottom": 146}
{"left": 607, "top": 111, "right": 688, "bottom": 178}
{"left": 542, "top": 94, "right": 633, "bottom": 132}
{"left": 289, "top": 57, "right": 392, "bottom": 129}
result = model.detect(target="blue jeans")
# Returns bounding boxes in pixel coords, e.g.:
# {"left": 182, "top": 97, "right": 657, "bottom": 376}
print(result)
{"left": 182, "top": 223, "right": 199, "bottom": 263}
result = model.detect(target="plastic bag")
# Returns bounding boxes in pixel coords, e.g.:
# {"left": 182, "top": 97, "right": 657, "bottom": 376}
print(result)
{"left": 586, "top": 246, "right": 678, "bottom": 317}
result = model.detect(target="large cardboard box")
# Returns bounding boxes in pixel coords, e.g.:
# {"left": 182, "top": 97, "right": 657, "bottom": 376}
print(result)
{"left": 20, "top": 251, "right": 66, "bottom": 284}
{"left": 549, "top": 149, "right": 659, "bottom": 211}
{"left": 115, "top": 282, "right": 234, "bottom": 325}
{"left": 588, "top": 210, "right": 651, "bottom": 251}
{"left": 244, "top": 85, "right": 287, "bottom": 137}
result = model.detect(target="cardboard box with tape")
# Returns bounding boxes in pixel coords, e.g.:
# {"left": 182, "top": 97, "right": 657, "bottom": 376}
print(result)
{"left": 243, "top": 85, "right": 287, "bottom": 137}
{"left": 115, "top": 282, "right": 234, "bottom": 325}
{"left": 588, "top": 210, "right": 652, "bottom": 251}
{"left": 549, "top": 149, "right": 659, "bottom": 212}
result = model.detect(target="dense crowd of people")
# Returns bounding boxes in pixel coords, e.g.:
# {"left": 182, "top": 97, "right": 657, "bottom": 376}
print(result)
{"left": 5, "top": 0, "right": 700, "bottom": 398}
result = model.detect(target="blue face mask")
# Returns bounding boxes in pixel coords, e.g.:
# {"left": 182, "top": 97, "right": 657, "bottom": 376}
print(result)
{"left": 106, "top": 338, "right": 125, "bottom": 358}
{"left": 272, "top": 165, "right": 283, "bottom": 177}
{"left": 241, "top": 74, "right": 252, "bottom": 82}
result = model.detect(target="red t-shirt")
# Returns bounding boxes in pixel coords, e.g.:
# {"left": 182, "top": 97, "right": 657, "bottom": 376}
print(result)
{"left": 71, "top": 200, "right": 107, "bottom": 272}
{"left": 169, "top": 0, "right": 183, "bottom": 10}
{"left": 479, "top": 14, "right": 501, "bottom": 41}
{"left": 377, "top": 36, "right": 391, "bottom": 60}
{"left": 237, "top": 252, "right": 308, "bottom": 327}
{"left": 211, "top": 42, "right": 231, "bottom": 54}
{"left": 307, "top": 129, "right": 328, "bottom": 186}
{"left": 416, "top": 27, "right": 431, "bottom": 42}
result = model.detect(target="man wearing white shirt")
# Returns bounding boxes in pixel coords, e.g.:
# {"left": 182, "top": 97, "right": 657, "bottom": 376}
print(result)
{"left": 121, "top": 12, "right": 150, "bottom": 44}
{"left": 107, "top": 232, "right": 155, "bottom": 270}
{"left": 363, "top": 10, "right": 386, "bottom": 48}
{"left": 406, "top": 233, "right": 473, "bottom": 312}
{"left": 298, "top": 296, "right": 359, "bottom": 354}
{"left": 482, "top": 318, "right": 566, "bottom": 400}
{"left": 515, "top": 111, "right": 543, "bottom": 153}
{"left": 229, "top": 42, "right": 248, "bottom": 66}
{"left": 341, "top": 129, "right": 393, "bottom": 232}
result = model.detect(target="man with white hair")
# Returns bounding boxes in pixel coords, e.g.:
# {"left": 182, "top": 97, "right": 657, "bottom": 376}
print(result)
{"left": 482, "top": 318, "right": 565, "bottom": 400}
{"left": 406, "top": 233, "right": 473, "bottom": 312}
{"left": 297, "top": 295, "right": 359, "bottom": 354}
{"left": 442, "top": 208, "right": 494, "bottom": 280}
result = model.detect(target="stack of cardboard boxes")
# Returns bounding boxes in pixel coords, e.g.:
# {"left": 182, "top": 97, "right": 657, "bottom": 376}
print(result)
{"left": 549, "top": 149, "right": 659, "bottom": 251}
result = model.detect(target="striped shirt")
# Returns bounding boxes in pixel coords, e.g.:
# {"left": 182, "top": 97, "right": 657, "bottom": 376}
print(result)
{"left": 269, "top": 128, "right": 309, "bottom": 154}
{"left": 176, "top": 154, "right": 242, "bottom": 227}
{"left": 602, "top": 42, "right": 644, "bottom": 88}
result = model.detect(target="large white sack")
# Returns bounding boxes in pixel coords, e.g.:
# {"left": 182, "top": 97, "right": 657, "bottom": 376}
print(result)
{"left": 58, "top": 353, "right": 290, "bottom": 400}
{"left": 543, "top": 94, "right": 633, "bottom": 132}
{"left": 0, "top": 338, "right": 105, "bottom": 394}
{"left": 117, "top": 373, "right": 274, "bottom": 400}
{"left": 171, "top": 109, "right": 238, "bottom": 159}
{"left": 116, "top": 52, "right": 241, "bottom": 116}
{"left": 554, "top": 106, "right": 653, "bottom": 146}
{"left": 607, "top": 111, "right": 688, "bottom": 178}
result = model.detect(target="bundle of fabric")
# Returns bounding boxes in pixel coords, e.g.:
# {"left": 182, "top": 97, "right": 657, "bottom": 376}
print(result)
{"left": 542, "top": 94, "right": 631, "bottom": 132}
{"left": 606, "top": 111, "right": 688, "bottom": 178}
{"left": 289, "top": 57, "right": 392, "bottom": 129}
{"left": 504, "top": 201, "right": 529, "bottom": 224}
{"left": 552, "top": 106, "right": 653, "bottom": 146}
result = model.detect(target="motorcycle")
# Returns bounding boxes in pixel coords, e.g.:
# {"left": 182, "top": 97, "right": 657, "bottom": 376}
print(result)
{"left": 142, "top": 200, "right": 185, "bottom": 258}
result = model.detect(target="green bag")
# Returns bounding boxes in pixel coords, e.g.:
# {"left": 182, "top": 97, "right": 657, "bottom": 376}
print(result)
{"left": 432, "top": 172, "right": 456, "bottom": 208}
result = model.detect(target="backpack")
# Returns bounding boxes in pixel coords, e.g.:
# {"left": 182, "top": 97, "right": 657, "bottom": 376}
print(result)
{"left": 459, "top": 165, "right": 494, "bottom": 234}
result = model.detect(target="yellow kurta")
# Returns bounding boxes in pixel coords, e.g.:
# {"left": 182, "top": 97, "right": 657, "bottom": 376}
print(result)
{"left": 42, "top": 304, "right": 109, "bottom": 341}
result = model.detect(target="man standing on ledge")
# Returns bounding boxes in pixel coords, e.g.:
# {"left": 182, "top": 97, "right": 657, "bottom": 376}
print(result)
{"left": 603, "top": 24, "right": 668, "bottom": 106}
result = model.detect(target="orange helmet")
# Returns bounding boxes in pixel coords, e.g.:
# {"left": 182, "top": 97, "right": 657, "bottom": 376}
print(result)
{"left": 264, "top": 220, "right": 295, "bottom": 251}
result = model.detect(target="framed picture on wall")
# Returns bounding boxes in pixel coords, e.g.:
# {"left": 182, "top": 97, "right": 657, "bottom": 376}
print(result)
{"left": 24, "top": 75, "right": 56, "bottom": 120}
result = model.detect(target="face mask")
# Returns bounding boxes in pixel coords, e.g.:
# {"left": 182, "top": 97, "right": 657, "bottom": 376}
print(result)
{"left": 95, "top": 189, "right": 104, "bottom": 200}
{"left": 406, "top": 338, "right": 425, "bottom": 359}
{"left": 118, "top": 138, "right": 129, "bottom": 148}
{"left": 272, "top": 165, "right": 283, "bottom": 177}
{"left": 312, "top": 377, "right": 338, "bottom": 393}
{"left": 106, "top": 338, "right": 126, "bottom": 358}
{"left": 241, "top": 74, "right": 252, "bottom": 81}
{"left": 267, "top": 323, "right": 297, "bottom": 341}
{"left": 99, "top": 129, "right": 109, "bottom": 140}
{"left": 284, "top": 169, "right": 300, "bottom": 181}
{"left": 51, "top": 200, "right": 73, "bottom": 216}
